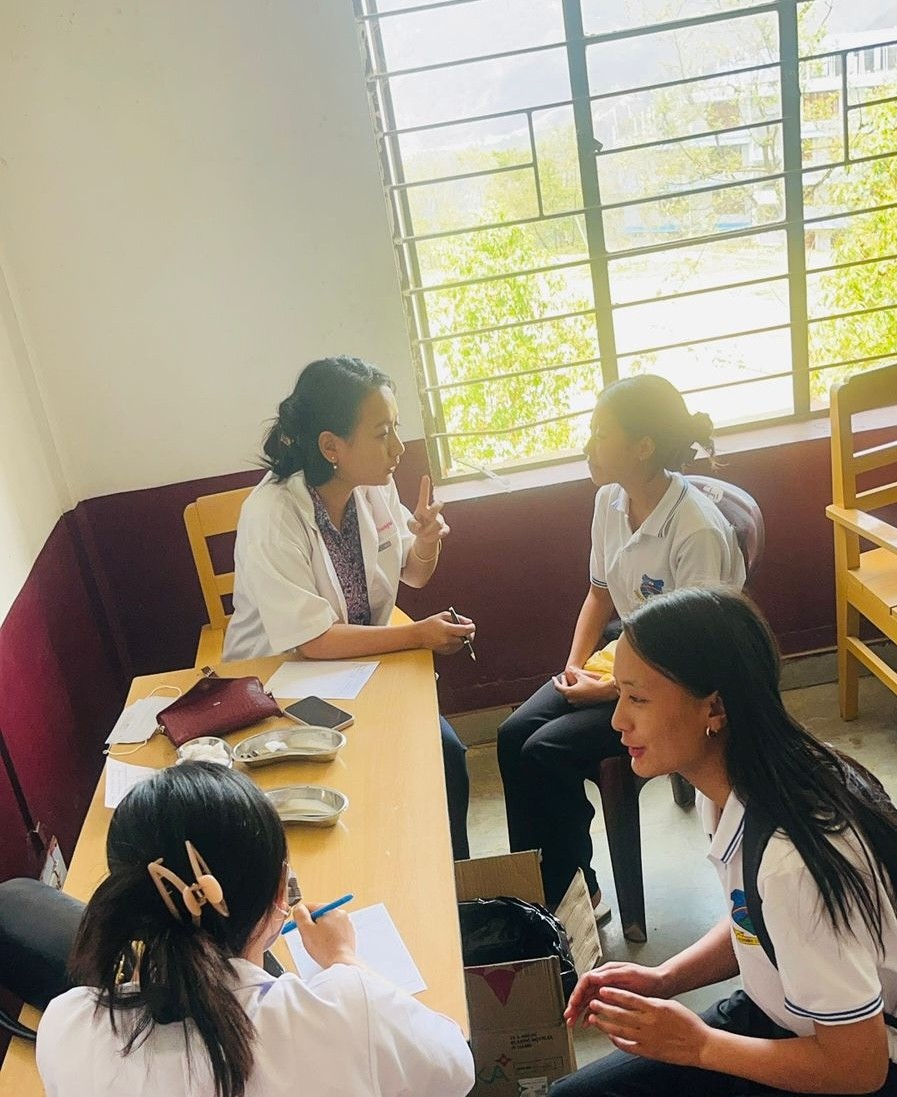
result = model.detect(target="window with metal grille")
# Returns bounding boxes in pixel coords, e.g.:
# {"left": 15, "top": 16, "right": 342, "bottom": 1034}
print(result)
{"left": 354, "top": 0, "right": 897, "bottom": 482}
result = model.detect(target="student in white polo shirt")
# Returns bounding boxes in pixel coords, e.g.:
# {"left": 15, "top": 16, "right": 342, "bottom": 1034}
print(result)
{"left": 555, "top": 587, "right": 897, "bottom": 1097}
{"left": 223, "top": 357, "right": 476, "bottom": 858}
{"left": 498, "top": 376, "right": 745, "bottom": 928}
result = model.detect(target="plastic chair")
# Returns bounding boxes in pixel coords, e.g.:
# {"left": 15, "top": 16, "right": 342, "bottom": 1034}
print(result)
{"left": 826, "top": 363, "right": 897, "bottom": 720}
{"left": 183, "top": 487, "right": 254, "bottom": 666}
{"left": 598, "top": 475, "right": 765, "bottom": 942}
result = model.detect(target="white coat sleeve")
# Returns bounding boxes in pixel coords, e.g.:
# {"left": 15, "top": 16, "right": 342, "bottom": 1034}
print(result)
{"left": 388, "top": 478, "right": 415, "bottom": 570}
{"left": 359, "top": 970, "right": 475, "bottom": 1097}
{"left": 240, "top": 526, "right": 339, "bottom": 653}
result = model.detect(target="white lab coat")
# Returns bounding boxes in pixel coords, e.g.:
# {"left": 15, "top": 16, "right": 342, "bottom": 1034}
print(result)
{"left": 224, "top": 472, "right": 415, "bottom": 661}
{"left": 37, "top": 959, "right": 475, "bottom": 1097}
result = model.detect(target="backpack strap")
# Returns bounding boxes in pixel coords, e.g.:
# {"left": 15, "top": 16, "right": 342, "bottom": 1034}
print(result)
{"left": 742, "top": 803, "right": 779, "bottom": 969}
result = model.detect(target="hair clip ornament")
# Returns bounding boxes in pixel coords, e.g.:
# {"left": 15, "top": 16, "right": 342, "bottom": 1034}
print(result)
{"left": 147, "top": 841, "right": 229, "bottom": 927}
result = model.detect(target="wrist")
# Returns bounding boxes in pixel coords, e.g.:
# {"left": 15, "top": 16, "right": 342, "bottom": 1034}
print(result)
{"left": 654, "top": 960, "right": 679, "bottom": 998}
{"left": 412, "top": 538, "right": 442, "bottom": 563}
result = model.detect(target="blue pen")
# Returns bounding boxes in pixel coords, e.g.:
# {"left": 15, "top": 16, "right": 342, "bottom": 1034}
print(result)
{"left": 281, "top": 892, "right": 354, "bottom": 934}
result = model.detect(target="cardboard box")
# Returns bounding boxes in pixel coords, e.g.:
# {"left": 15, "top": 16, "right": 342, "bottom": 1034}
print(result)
{"left": 455, "top": 851, "right": 602, "bottom": 1097}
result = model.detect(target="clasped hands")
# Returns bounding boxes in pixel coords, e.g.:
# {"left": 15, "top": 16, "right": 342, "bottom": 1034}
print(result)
{"left": 552, "top": 666, "right": 619, "bottom": 705}
{"left": 564, "top": 962, "right": 712, "bottom": 1068}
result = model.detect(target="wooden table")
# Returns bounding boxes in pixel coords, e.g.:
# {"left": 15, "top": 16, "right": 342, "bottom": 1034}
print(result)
{"left": 0, "top": 647, "right": 466, "bottom": 1094}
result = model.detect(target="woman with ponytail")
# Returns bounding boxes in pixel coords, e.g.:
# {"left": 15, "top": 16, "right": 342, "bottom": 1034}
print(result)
{"left": 555, "top": 587, "right": 897, "bottom": 1096}
{"left": 36, "top": 763, "right": 474, "bottom": 1097}
{"left": 498, "top": 375, "right": 745, "bottom": 928}
{"left": 223, "top": 355, "right": 475, "bottom": 858}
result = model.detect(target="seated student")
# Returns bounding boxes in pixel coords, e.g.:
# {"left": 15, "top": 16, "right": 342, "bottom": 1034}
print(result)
{"left": 223, "top": 355, "right": 476, "bottom": 857}
{"left": 555, "top": 587, "right": 897, "bottom": 1097}
{"left": 498, "top": 375, "right": 745, "bottom": 926}
{"left": 37, "top": 763, "right": 475, "bottom": 1097}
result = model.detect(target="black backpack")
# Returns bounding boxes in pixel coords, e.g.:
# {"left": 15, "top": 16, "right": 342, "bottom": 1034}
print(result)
{"left": 742, "top": 749, "right": 897, "bottom": 970}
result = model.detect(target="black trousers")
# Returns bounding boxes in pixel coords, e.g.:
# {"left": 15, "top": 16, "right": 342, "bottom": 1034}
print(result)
{"left": 497, "top": 681, "right": 626, "bottom": 906}
{"left": 550, "top": 990, "right": 897, "bottom": 1096}
{"left": 440, "top": 716, "right": 470, "bottom": 861}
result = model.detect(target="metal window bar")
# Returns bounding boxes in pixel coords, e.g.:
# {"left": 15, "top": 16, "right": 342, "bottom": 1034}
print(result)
{"left": 357, "top": 0, "right": 485, "bottom": 22}
{"left": 356, "top": 0, "right": 897, "bottom": 477}
{"left": 595, "top": 118, "right": 784, "bottom": 162}
{"left": 387, "top": 159, "right": 535, "bottom": 192}
{"left": 811, "top": 350, "right": 897, "bottom": 375}
{"left": 416, "top": 306, "right": 598, "bottom": 346}
{"left": 423, "top": 355, "right": 602, "bottom": 394}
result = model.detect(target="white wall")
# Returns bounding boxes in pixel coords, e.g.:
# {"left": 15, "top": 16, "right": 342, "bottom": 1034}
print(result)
{"left": 0, "top": 257, "right": 70, "bottom": 622}
{"left": 0, "top": 0, "right": 420, "bottom": 502}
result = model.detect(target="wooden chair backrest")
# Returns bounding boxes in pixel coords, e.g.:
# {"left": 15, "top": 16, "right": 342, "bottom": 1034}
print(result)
{"left": 830, "top": 363, "right": 897, "bottom": 510}
{"left": 183, "top": 487, "right": 254, "bottom": 630}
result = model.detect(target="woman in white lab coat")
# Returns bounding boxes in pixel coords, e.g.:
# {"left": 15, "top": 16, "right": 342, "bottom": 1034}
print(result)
{"left": 37, "top": 763, "right": 474, "bottom": 1097}
{"left": 224, "top": 355, "right": 476, "bottom": 856}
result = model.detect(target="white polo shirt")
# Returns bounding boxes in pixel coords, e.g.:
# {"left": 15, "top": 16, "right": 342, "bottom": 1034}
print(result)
{"left": 37, "top": 959, "right": 474, "bottom": 1097}
{"left": 589, "top": 472, "right": 746, "bottom": 614}
{"left": 700, "top": 790, "right": 897, "bottom": 1059}
{"left": 224, "top": 472, "right": 414, "bottom": 661}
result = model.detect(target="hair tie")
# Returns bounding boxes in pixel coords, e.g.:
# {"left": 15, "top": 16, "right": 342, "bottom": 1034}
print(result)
{"left": 279, "top": 432, "right": 293, "bottom": 447}
{"left": 147, "top": 841, "right": 229, "bottom": 927}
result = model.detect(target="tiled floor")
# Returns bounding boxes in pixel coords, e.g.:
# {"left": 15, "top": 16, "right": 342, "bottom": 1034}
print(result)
{"left": 466, "top": 675, "right": 897, "bottom": 1069}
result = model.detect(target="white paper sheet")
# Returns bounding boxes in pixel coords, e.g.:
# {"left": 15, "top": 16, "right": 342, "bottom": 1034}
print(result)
{"left": 105, "top": 696, "right": 174, "bottom": 744}
{"left": 285, "top": 902, "right": 426, "bottom": 995}
{"left": 265, "top": 660, "right": 379, "bottom": 701}
{"left": 105, "top": 759, "right": 157, "bottom": 808}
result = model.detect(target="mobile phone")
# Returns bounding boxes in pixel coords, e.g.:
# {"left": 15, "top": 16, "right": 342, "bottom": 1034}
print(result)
{"left": 283, "top": 696, "right": 354, "bottom": 731}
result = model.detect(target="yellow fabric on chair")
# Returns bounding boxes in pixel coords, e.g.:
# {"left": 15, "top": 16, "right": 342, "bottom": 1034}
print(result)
{"left": 583, "top": 639, "right": 617, "bottom": 681}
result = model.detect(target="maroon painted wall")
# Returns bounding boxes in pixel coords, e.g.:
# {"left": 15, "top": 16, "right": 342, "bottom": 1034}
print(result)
{"left": 0, "top": 515, "right": 125, "bottom": 874}
{"left": 74, "top": 424, "right": 895, "bottom": 716}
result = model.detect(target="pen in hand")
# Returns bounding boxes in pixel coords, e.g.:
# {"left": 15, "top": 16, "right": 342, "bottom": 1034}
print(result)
{"left": 281, "top": 893, "right": 354, "bottom": 935}
{"left": 448, "top": 606, "right": 476, "bottom": 662}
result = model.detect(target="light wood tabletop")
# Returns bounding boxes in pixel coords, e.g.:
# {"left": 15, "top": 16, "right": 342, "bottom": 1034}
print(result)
{"left": 0, "top": 646, "right": 466, "bottom": 1094}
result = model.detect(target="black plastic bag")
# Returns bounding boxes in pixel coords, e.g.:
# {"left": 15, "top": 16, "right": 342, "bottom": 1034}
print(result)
{"left": 458, "top": 895, "right": 578, "bottom": 999}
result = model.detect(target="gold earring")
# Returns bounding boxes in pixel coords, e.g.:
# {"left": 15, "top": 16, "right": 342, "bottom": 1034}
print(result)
{"left": 705, "top": 725, "right": 719, "bottom": 738}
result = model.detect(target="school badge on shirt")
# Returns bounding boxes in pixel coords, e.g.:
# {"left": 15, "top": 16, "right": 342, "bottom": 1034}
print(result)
{"left": 730, "top": 889, "right": 760, "bottom": 945}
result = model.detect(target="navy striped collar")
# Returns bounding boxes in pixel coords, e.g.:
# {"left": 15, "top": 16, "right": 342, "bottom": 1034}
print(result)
{"left": 701, "top": 789, "right": 747, "bottom": 865}
{"left": 608, "top": 472, "right": 687, "bottom": 539}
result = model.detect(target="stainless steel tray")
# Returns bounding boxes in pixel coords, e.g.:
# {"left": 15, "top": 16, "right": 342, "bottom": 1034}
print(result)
{"left": 265, "top": 785, "right": 348, "bottom": 827}
{"left": 233, "top": 726, "right": 346, "bottom": 767}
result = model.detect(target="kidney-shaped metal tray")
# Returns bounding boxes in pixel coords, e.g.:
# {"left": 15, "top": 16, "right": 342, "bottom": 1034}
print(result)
{"left": 265, "top": 785, "right": 348, "bottom": 828}
{"left": 233, "top": 726, "right": 346, "bottom": 767}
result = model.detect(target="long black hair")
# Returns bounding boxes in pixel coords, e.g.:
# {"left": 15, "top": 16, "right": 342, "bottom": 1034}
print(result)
{"left": 622, "top": 586, "right": 895, "bottom": 948}
{"left": 69, "top": 763, "right": 287, "bottom": 1097}
{"left": 262, "top": 355, "right": 394, "bottom": 486}
{"left": 597, "top": 374, "right": 716, "bottom": 471}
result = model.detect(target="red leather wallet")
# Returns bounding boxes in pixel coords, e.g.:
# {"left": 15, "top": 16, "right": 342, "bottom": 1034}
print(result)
{"left": 156, "top": 668, "right": 283, "bottom": 748}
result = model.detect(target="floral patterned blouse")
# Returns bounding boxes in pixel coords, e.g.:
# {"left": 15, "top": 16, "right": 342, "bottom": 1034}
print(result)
{"left": 309, "top": 488, "right": 372, "bottom": 626}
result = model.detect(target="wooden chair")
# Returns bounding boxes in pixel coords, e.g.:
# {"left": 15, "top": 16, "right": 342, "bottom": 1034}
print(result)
{"left": 598, "top": 475, "right": 766, "bottom": 942}
{"left": 826, "top": 362, "right": 897, "bottom": 721}
{"left": 183, "top": 487, "right": 253, "bottom": 666}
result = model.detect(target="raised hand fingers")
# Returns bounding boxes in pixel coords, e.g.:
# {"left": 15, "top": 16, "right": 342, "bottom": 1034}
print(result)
{"left": 416, "top": 474, "right": 431, "bottom": 516}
